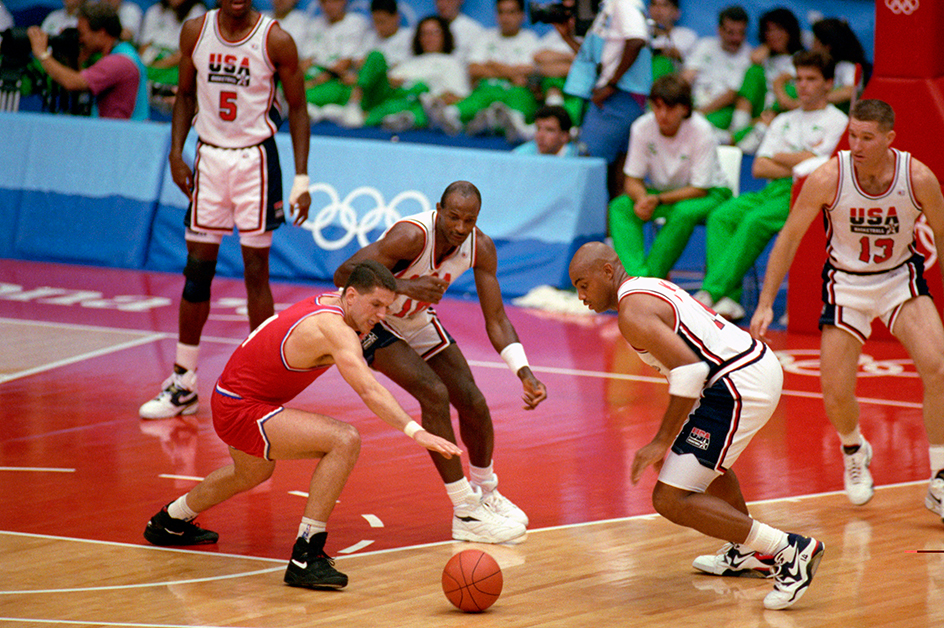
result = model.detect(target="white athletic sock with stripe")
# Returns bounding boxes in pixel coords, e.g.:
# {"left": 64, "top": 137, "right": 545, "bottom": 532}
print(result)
{"left": 743, "top": 520, "right": 789, "bottom": 556}
{"left": 167, "top": 494, "right": 199, "bottom": 521}
{"left": 298, "top": 517, "right": 327, "bottom": 540}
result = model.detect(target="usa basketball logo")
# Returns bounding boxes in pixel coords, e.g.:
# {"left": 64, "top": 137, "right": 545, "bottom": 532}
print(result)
{"left": 686, "top": 427, "right": 711, "bottom": 451}
{"left": 885, "top": 0, "right": 919, "bottom": 15}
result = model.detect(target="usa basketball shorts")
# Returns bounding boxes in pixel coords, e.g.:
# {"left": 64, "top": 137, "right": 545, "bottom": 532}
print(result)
{"left": 185, "top": 136, "right": 285, "bottom": 245}
{"left": 211, "top": 384, "right": 283, "bottom": 460}
{"left": 660, "top": 343, "right": 783, "bottom": 493}
{"left": 361, "top": 309, "right": 455, "bottom": 364}
{"left": 819, "top": 255, "right": 930, "bottom": 343}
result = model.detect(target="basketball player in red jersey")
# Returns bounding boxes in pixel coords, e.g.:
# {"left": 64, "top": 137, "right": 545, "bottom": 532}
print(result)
{"left": 140, "top": 0, "right": 313, "bottom": 420}
{"left": 334, "top": 181, "right": 547, "bottom": 545}
{"left": 752, "top": 99, "right": 944, "bottom": 517}
{"left": 570, "top": 242, "right": 824, "bottom": 611}
{"left": 143, "top": 261, "right": 462, "bottom": 589}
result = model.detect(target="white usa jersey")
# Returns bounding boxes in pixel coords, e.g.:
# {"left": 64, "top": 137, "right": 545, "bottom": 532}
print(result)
{"left": 825, "top": 149, "right": 923, "bottom": 273}
{"left": 617, "top": 277, "right": 761, "bottom": 383}
{"left": 192, "top": 10, "right": 279, "bottom": 148}
{"left": 387, "top": 210, "right": 476, "bottom": 320}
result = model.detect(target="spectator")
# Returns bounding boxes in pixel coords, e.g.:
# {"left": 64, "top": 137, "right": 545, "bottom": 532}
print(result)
{"left": 693, "top": 50, "right": 847, "bottom": 320}
{"left": 27, "top": 2, "right": 149, "bottom": 119}
{"left": 264, "top": 0, "right": 312, "bottom": 56}
{"left": 648, "top": 0, "right": 697, "bottom": 80}
{"left": 808, "top": 18, "right": 870, "bottom": 113}
{"left": 354, "top": 15, "right": 468, "bottom": 132}
{"left": 532, "top": 19, "right": 582, "bottom": 128}
{"left": 608, "top": 73, "right": 730, "bottom": 279}
{"left": 569, "top": 0, "right": 650, "bottom": 199}
{"left": 40, "top": 0, "right": 81, "bottom": 35}
{"left": 102, "top": 0, "right": 142, "bottom": 43}
{"left": 434, "top": 0, "right": 484, "bottom": 64}
{"left": 320, "top": 0, "right": 414, "bottom": 128}
{"left": 681, "top": 5, "right": 752, "bottom": 141}
{"left": 303, "top": 0, "right": 370, "bottom": 113}
{"left": 733, "top": 7, "right": 804, "bottom": 153}
{"left": 138, "top": 0, "right": 206, "bottom": 87}
{"left": 513, "top": 104, "right": 578, "bottom": 156}
{"left": 428, "top": 0, "right": 540, "bottom": 142}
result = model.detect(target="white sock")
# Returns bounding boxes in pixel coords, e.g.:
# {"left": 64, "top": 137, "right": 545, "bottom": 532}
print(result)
{"left": 445, "top": 477, "right": 475, "bottom": 508}
{"left": 839, "top": 427, "right": 863, "bottom": 449}
{"left": 930, "top": 445, "right": 944, "bottom": 477}
{"left": 175, "top": 343, "right": 200, "bottom": 373}
{"left": 297, "top": 517, "right": 327, "bottom": 540}
{"left": 743, "top": 520, "right": 789, "bottom": 556}
{"left": 469, "top": 463, "right": 495, "bottom": 488}
{"left": 167, "top": 494, "right": 199, "bottom": 521}
{"left": 731, "top": 109, "right": 751, "bottom": 132}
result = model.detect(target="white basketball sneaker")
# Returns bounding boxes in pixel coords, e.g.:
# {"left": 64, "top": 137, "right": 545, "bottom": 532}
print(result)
{"left": 692, "top": 543, "right": 776, "bottom": 578}
{"left": 452, "top": 489, "right": 526, "bottom": 544}
{"left": 842, "top": 439, "right": 874, "bottom": 505}
{"left": 476, "top": 476, "right": 529, "bottom": 527}
{"left": 139, "top": 369, "right": 198, "bottom": 420}
{"left": 926, "top": 470, "right": 944, "bottom": 518}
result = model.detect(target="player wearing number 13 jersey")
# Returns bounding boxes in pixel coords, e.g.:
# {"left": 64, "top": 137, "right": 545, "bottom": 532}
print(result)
{"left": 752, "top": 99, "right": 944, "bottom": 520}
{"left": 334, "top": 181, "right": 548, "bottom": 546}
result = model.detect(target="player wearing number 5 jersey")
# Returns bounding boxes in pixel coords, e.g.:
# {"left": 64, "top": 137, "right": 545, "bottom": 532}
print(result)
{"left": 751, "top": 99, "right": 944, "bottom": 518}
{"left": 140, "top": 0, "right": 312, "bottom": 420}
{"left": 334, "top": 181, "right": 548, "bottom": 545}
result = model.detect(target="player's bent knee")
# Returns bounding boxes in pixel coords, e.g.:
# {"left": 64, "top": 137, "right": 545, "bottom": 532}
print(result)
{"left": 651, "top": 482, "right": 686, "bottom": 522}
{"left": 334, "top": 423, "right": 362, "bottom": 457}
{"left": 182, "top": 256, "right": 217, "bottom": 302}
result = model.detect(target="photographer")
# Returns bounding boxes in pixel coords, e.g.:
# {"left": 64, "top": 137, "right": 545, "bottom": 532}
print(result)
{"left": 28, "top": 1, "right": 148, "bottom": 119}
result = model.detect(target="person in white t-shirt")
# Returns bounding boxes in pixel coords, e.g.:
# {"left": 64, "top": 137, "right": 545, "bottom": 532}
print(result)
{"left": 681, "top": 5, "right": 751, "bottom": 135}
{"left": 428, "top": 0, "right": 540, "bottom": 140}
{"left": 648, "top": 0, "right": 697, "bottom": 79}
{"left": 138, "top": 0, "right": 206, "bottom": 86}
{"left": 303, "top": 0, "right": 369, "bottom": 102}
{"left": 608, "top": 73, "right": 731, "bottom": 279}
{"left": 40, "top": 0, "right": 81, "bottom": 35}
{"left": 533, "top": 25, "right": 582, "bottom": 128}
{"left": 264, "top": 0, "right": 312, "bottom": 63}
{"left": 693, "top": 50, "right": 848, "bottom": 321}
{"left": 434, "top": 0, "right": 484, "bottom": 64}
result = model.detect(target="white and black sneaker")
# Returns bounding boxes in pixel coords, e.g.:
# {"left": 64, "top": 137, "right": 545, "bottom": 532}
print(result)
{"left": 476, "top": 475, "right": 529, "bottom": 527}
{"left": 764, "top": 533, "right": 825, "bottom": 610}
{"left": 692, "top": 542, "right": 776, "bottom": 578}
{"left": 139, "top": 369, "right": 198, "bottom": 419}
{"left": 926, "top": 469, "right": 944, "bottom": 519}
{"left": 842, "top": 439, "right": 874, "bottom": 505}
{"left": 452, "top": 489, "right": 526, "bottom": 544}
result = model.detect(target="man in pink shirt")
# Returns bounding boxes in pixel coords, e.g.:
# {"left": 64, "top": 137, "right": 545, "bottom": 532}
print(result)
{"left": 28, "top": 2, "right": 149, "bottom": 119}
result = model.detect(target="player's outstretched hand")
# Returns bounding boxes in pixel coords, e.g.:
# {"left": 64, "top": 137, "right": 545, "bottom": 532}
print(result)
{"left": 750, "top": 305, "right": 774, "bottom": 342}
{"left": 415, "top": 430, "right": 463, "bottom": 458}
{"left": 631, "top": 441, "right": 668, "bottom": 485}
{"left": 521, "top": 374, "right": 547, "bottom": 410}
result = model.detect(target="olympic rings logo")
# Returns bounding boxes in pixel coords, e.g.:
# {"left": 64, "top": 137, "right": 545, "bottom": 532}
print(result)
{"left": 885, "top": 0, "right": 919, "bottom": 15}
{"left": 915, "top": 214, "right": 937, "bottom": 267}
{"left": 300, "top": 184, "right": 432, "bottom": 251}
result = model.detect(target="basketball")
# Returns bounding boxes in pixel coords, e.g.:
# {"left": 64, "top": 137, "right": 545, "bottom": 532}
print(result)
{"left": 441, "top": 549, "right": 503, "bottom": 612}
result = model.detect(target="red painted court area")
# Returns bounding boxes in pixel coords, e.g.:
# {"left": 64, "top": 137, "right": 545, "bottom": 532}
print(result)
{"left": 0, "top": 259, "right": 930, "bottom": 561}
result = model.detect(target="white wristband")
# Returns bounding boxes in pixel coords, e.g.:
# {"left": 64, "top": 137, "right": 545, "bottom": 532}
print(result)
{"left": 403, "top": 420, "right": 423, "bottom": 439}
{"left": 500, "top": 342, "right": 529, "bottom": 375}
{"left": 289, "top": 174, "right": 309, "bottom": 207}
{"left": 668, "top": 362, "right": 710, "bottom": 398}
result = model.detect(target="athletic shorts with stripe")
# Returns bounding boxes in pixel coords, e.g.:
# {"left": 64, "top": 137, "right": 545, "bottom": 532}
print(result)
{"left": 211, "top": 384, "right": 283, "bottom": 461}
{"left": 361, "top": 308, "right": 456, "bottom": 364}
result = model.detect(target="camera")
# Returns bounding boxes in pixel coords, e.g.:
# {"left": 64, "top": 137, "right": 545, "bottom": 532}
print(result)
{"left": 0, "top": 27, "right": 89, "bottom": 114}
{"left": 529, "top": 0, "right": 599, "bottom": 37}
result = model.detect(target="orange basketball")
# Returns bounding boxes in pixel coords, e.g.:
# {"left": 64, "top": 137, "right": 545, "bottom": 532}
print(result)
{"left": 441, "top": 549, "right": 503, "bottom": 612}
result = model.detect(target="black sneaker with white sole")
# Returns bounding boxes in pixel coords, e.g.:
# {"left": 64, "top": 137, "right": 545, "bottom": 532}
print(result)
{"left": 283, "top": 532, "right": 348, "bottom": 590}
{"left": 143, "top": 507, "right": 219, "bottom": 546}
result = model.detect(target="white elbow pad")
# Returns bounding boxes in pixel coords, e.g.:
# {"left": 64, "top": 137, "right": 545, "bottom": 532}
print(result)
{"left": 668, "top": 362, "right": 710, "bottom": 398}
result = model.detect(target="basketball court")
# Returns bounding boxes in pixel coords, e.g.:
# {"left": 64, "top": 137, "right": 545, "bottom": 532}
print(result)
{"left": 1, "top": 257, "right": 941, "bottom": 627}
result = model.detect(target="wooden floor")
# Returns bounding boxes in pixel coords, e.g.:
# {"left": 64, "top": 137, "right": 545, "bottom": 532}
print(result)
{"left": 1, "top": 259, "right": 941, "bottom": 627}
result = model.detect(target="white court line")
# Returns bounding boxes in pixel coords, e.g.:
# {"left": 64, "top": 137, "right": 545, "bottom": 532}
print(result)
{"left": 337, "top": 539, "right": 375, "bottom": 554}
{"left": 0, "top": 620, "right": 246, "bottom": 628}
{"left": 0, "top": 467, "right": 75, "bottom": 473}
{"left": 158, "top": 474, "right": 205, "bottom": 482}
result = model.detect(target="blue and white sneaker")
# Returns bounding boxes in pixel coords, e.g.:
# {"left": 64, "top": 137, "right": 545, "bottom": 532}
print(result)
{"left": 139, "top": 370, "right": 198, "bottom": 419}
{"left": 692, "top": 543, "right": 776, "bottom": 578}
{"left": 764, "top": 534, "right": 825, "bottom": 610}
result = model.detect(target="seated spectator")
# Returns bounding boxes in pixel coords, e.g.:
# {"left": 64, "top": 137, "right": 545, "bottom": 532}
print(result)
{"left": 138, "top": 0, "right": 206, "bottom": 87}
{"left": 102, "top": 0, "right": 142, "bottom": 43}
{"left": 732, "top": 7, "right": 805, "bottom": 152}
{"left": 532, "top": 19, "right": 582, "bottom": 127}
{"left": 40, "top": 0, "right": 81, "bottom": 35}
{"left": 264, "top": 0, "right": 312, "bottom": 59}
{"left": 303, "top": 0, "right": 370, "bottom": 110}
{"left": 648, "top": 0, "right": 697, "bottom": 80}
{"left": 428, "top": 0, "right": 540, "bottom": 141}
{"left": 434, "top": 0, "right": 485, "bottom": 64}
{"left": 28, "top": 2, "right": 149, "bottom": 119}
{"left": 367, "top": 14, "right": 470, "bottom": 132}
{"left": 608, "top": 74, "right": 731, "bottom": 279}
{"left": 681, "top": 5, "right": 752, "bottom": 140}
{"left": 512, "top": 105, "right": 579, "bottom": 156}
{"left": 320, "top": 0, "right": 414, "bottom": 127}
{"left": 693, "top": 50, "right": 847, "bottom": 320}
